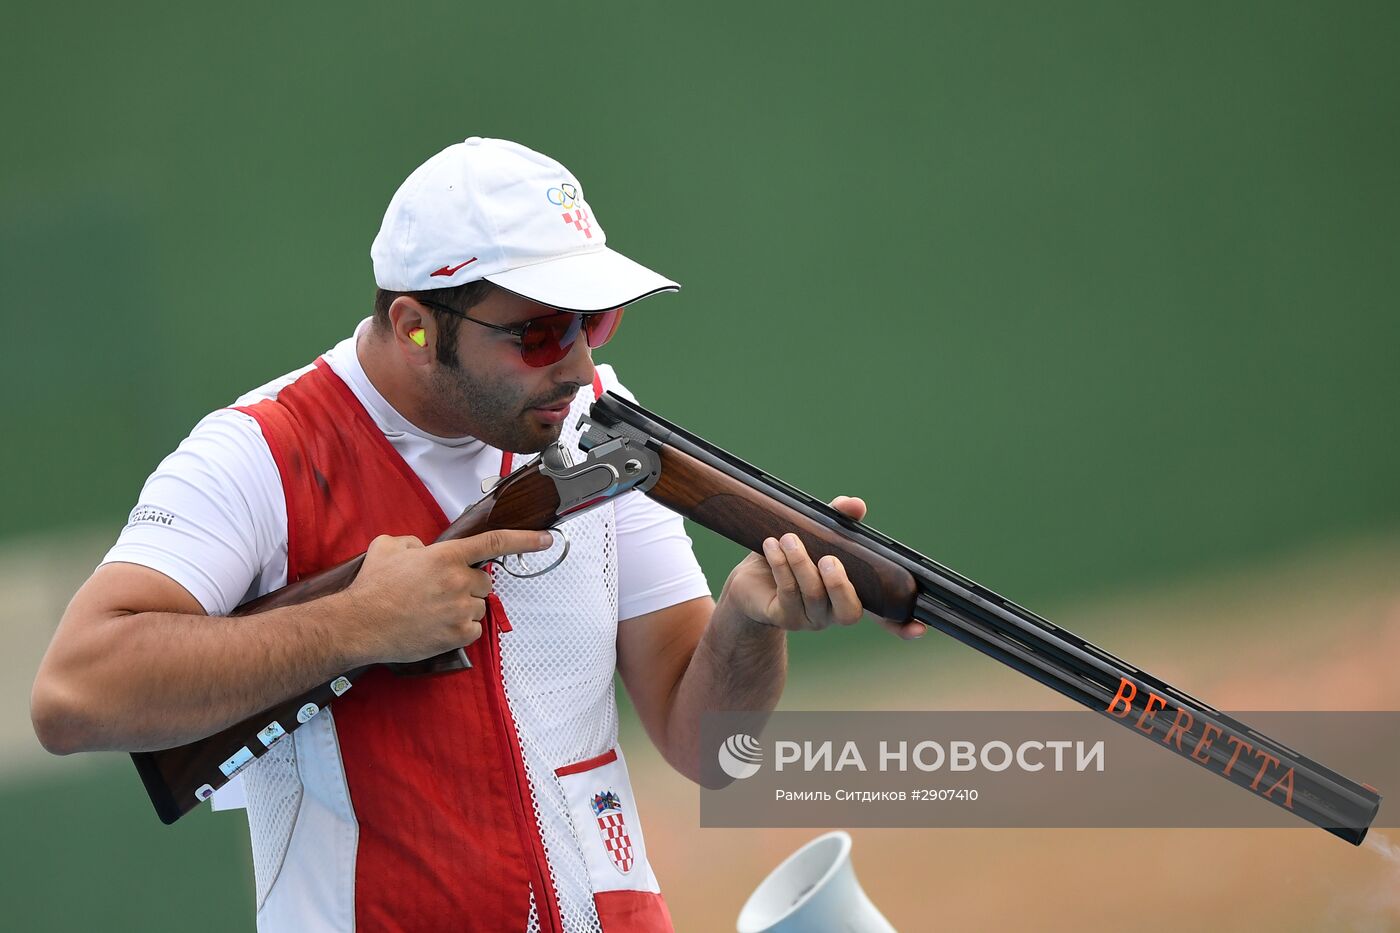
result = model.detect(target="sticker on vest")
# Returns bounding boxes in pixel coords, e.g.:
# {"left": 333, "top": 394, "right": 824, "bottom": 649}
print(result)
{"left": 219, "top": 746, "right": 256, "bottom": 778}
{"left": 553, "top": 747, "right": 661, "bottom": 895}
{"left": 256, "top": 721, "right": 286, "bottom": 747}
{"left": 297, "top": 703, "right": 319, "bottom": 724}
{"left": 195, "top": 783, "right": 215, "bottom": 802}
{"left": 329, "top": 676, "right": 351, "bottom": 696}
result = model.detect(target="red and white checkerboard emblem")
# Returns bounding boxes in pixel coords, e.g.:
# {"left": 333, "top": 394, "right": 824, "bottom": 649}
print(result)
{"left": 590, "top": 790, "right": 634, "bottom": 875}
{"left": 562, "top": 207, "right": 594, "bottom": 239}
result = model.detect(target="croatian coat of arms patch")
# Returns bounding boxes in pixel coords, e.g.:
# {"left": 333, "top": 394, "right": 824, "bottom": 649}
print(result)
{"left": 590, "top": 789, "right": 634, "bottom": 875}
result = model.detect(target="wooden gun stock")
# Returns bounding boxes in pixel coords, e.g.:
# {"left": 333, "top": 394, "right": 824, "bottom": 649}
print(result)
{"left": 648, "top": 444, "right": 919, "bottom": 621}
{"left": 133, "top": 460, "right": 562, "bottom": 824}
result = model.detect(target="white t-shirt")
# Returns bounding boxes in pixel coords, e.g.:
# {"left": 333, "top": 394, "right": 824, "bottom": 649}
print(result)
{"left": 103, "top": 320, "right": 712, "bottom": 809}
{"left": 104, "top": 319, "right": 710, "bottom": 621}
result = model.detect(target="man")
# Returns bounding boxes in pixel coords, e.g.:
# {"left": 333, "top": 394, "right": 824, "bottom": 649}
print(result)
{"left": 31, "top": 137, "right": 926, "bottom": 932}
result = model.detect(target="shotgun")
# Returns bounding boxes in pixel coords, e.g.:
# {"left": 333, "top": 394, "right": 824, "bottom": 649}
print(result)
{"left": 134, "top": 392, "right": 1383, "bottom": 844}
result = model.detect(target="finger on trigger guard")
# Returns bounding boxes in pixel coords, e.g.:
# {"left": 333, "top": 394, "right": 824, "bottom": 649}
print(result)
{"left": 485, "top": 527, "right": 571, "bottom": 579}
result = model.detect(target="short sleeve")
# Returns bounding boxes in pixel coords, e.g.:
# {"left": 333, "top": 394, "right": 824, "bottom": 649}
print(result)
{"left": 101, "top": 408, "right": 288, "bottom": 615}
{"left": 596, "top": 364, "right": 713, "bottom": 621}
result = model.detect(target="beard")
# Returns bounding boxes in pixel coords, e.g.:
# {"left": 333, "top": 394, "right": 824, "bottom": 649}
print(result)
{"left": 425, "top": 358, "right": 572, "bottom": 453}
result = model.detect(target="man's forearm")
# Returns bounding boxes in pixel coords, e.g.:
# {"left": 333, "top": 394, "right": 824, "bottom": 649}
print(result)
{"left": 32, "top": 592, "right": 365, "bottom": 755}
{"left": 663, "top": 595, "right": 788, "bottom": 782}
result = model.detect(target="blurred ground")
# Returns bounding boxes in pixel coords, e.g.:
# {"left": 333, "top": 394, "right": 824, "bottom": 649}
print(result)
{"left": 6, "top": 529, "right": 1398, "bottom": 931}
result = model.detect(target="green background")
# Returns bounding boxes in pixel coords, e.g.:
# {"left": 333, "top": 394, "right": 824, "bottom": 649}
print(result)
{"left": 3, "top": 2, "right": 1397, "bottom": 929}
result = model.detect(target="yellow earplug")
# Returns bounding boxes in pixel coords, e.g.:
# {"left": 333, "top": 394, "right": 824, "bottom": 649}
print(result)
{"left": 409, "top": 327, "right": 427, "bottom": 348}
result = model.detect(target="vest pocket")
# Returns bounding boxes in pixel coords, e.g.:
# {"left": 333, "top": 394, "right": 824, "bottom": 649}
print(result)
{"left": 555, "top": 747, "right": 675, "bottom": 930}
{"left": 553, "top": 746, "right": 661, "bottom": 895}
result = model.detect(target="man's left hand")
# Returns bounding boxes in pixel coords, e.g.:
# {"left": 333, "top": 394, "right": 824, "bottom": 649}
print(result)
{"left": 718, "top": 495, "right": 928, "bottom": 640}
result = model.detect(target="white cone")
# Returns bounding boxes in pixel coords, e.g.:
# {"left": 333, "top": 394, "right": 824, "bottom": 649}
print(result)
{"left": 737, "top": 831, "right": 897, "bottom": 933}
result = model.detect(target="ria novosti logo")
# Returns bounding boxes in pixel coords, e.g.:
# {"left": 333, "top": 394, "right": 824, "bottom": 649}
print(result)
{"left": 718, "top": 733, "right": 763, "bottom": 780}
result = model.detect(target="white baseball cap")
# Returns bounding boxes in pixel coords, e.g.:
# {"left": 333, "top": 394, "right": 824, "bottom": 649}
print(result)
{"left": 371, "top": 136, "right": 679, "bottom": 312}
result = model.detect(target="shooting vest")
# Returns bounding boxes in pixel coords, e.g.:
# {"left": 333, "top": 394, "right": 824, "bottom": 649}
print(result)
{"left": 233, "top": 359, "right": 671, "bottom": 933}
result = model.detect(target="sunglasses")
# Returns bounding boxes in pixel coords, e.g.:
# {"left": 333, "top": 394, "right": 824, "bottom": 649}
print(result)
{"left": 419, "top": 299, "right": 624, "bottom": 368}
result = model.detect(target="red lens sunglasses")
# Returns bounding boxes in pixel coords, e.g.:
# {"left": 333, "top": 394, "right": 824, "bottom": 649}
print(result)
{"left": 419, "top": 299, "right": 624, "bottom": 368}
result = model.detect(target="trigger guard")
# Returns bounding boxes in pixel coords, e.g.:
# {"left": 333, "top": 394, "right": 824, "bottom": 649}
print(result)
{"left": 480, "top": 527, "right": 571, "bottom": 579}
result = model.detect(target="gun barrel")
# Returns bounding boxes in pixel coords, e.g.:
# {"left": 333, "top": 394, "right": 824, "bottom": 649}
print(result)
{"left": 911, "top": 591, "right": 1379, "bottom": 844}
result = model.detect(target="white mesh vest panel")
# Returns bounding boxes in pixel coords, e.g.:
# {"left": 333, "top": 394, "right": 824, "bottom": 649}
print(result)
{"left": 495, "top": 505, "right": 618, "bottom": 933}
{"left": 493, "top": 384, "right": 625, "bottom": 933}
{"left": 244, "top": 730, "right": 302, "bottom": 909}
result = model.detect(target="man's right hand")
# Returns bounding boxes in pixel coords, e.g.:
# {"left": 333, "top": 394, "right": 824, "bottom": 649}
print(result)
{"left": 344, "top": 530, "right": 554, "bottom": 665}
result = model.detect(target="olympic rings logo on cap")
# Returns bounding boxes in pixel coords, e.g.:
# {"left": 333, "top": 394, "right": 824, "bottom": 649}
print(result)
{"left": 546, "top": 183, "right": 581, "bottom": 209}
